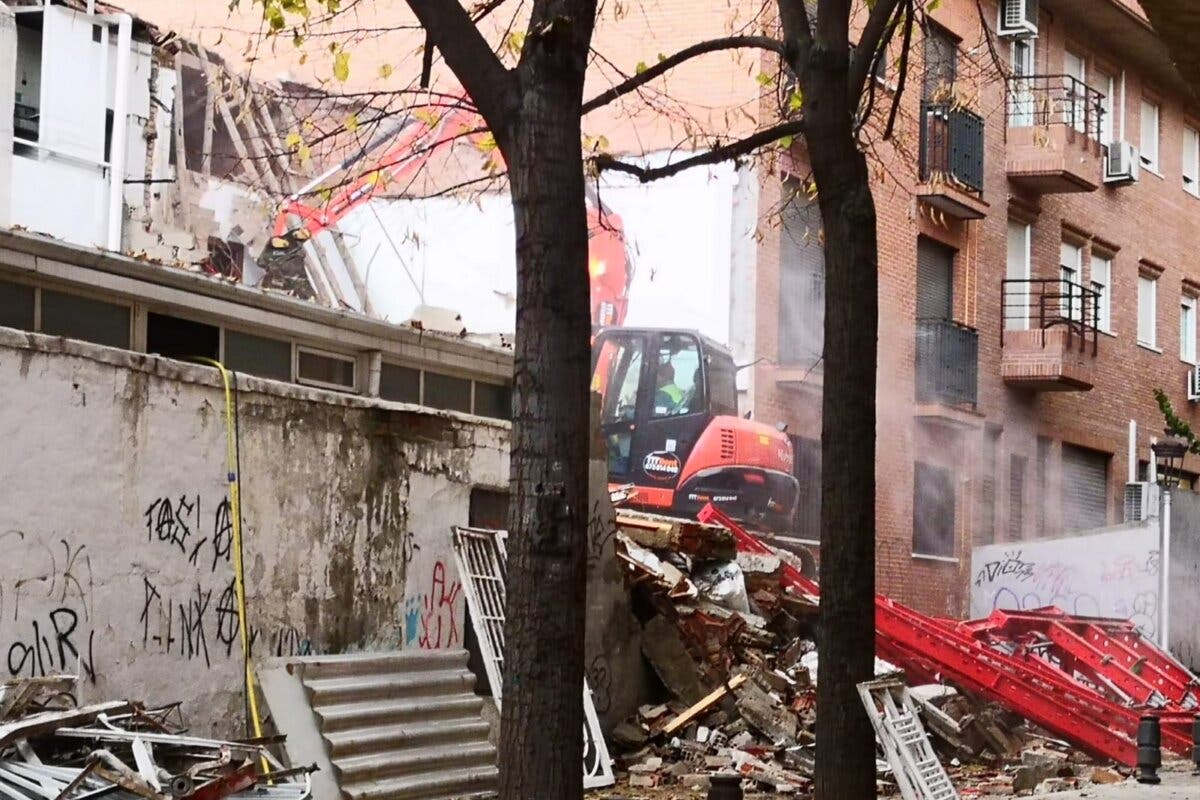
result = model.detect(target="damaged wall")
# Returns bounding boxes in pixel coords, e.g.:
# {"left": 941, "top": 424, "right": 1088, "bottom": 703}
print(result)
{"left": 0, "top": 328, "right": 508, "bottom": 735}
{"left": 970, "top": 523, "right": 1159, "bottom": 634}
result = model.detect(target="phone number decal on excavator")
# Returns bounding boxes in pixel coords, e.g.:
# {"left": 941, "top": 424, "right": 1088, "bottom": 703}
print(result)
{"left": 642, "top": 451, "right": 682, "bottom": 480}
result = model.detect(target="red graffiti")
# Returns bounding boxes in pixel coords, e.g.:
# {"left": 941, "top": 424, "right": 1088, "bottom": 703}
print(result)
{"left": 418, "top": 561, "right": 462, "bottom": 649}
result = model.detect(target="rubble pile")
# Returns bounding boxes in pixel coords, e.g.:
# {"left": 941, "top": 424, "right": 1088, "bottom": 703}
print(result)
{"left": 604, "top": 510, "right": 1135, "bottom": 797}
{"left": 0, "top": 676, "right": 311, "bottom": 800}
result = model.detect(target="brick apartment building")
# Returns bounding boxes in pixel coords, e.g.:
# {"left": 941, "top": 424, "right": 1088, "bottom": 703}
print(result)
{"left": 755, "top": 0, "right": 1200, "bottom": 616}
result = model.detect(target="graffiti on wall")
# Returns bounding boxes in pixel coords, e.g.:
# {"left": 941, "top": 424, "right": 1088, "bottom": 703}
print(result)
{"left": 138, "top": 492, "right": 321, "bottom": 666}
{"left": 970, "top": 526, "right": 1160, "bottom": 638}
{"left": 404, "top": 560, "right": 462, "bottom": 650}
{"left": 0, "top": 531, "right": 97, "bottom": 682}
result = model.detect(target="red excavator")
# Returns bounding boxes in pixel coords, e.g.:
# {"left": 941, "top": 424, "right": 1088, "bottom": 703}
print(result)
{"left": 267, "top": 97, "right": 797, "bottom": 531}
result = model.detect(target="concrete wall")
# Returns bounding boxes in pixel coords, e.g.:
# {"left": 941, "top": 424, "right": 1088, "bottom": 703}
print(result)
{"left": 0, "top": 328, "right": 508, "bottom": 736}
{"left": 1168, "top": 490, "right": 1200, "bottom": 670}
{"left": 970, "top": 523, "right": 1160, "bottom": 635}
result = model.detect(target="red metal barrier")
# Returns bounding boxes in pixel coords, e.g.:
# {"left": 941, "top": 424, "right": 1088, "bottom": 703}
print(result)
{"left": 696, "top": 503, "right": 1200, "bottom": 766}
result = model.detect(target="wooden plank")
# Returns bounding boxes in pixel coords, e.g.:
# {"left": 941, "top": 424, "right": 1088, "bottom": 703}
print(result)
{"left": 190, "top": 51, "right": 215, "bottom": 176}
{"left": 251, "top": 91, "right": 295, "bottom": 193}
{"left": 196, "top": 46, "right": 261, "bottom": 185}
{"left": 236, "top": 87, "right": 282, "bottom": 194}
{"left": 661, "top": 673, "right": 747, "bottom": 735}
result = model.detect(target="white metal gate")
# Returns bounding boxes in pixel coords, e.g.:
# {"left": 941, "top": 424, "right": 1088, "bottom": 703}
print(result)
{"left": 452, "top": 526, "right": 615, "bottom": 789}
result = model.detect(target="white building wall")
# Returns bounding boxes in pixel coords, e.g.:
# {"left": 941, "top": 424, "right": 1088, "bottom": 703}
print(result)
{"left": 340, "top": 154, "right": 745, "bottom": 346}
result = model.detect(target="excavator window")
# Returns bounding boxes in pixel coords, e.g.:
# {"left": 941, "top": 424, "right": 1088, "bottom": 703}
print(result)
{"left": 595, "top": 334, "right": 646, "bottom": 476}
{"left": 652, "top": 334, "right": 703, "bottom": 417}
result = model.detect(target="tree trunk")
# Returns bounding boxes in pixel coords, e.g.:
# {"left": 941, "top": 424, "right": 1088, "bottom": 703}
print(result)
{"left": 497, "top": 27, "right": 593, "bottom": 800}
{"left": 805, "top": 48, "right": 880, "bottom": 800}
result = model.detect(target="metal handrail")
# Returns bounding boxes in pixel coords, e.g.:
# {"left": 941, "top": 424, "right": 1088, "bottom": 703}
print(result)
{"left": 1000, "top": 278, "right": 1100, "bottom": 355}
{"left": 919, "top": 101, "right": 985, "bottom": 195}
{"left": 1007, "top": 73, "right": 1106, "bottom": 142}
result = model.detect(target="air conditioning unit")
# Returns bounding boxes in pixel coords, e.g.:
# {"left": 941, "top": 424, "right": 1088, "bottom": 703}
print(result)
{"left": 1189, "top": 364, "right": 1200, "bottom": 401}
{"left": 1103, "top": 141, "right": 1140, "bottom": 185}
{"left": 1124, "top": 481, "right": 1160, "bottom": 523}
{"left": 998, "top": 0, "right": 1038, "bottom": 38}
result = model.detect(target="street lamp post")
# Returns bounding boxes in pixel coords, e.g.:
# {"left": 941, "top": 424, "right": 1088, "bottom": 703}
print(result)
{"left": 1152, "top": 433, "right": 1188, "bottom": 651}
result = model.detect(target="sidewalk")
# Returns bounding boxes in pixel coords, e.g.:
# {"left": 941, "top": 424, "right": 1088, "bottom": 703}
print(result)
{"left": 982, "top": 768, "right": 1200, "bottom": 799}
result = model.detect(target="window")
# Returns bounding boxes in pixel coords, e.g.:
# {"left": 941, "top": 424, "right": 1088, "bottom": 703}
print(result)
{"left": 297, "top": 348, "right": 356, "bottom": 391}
{"left": 474, "top": 381, "right": 512, "bottom": 420}
{"left": 778, "top": 193, "right": 824, "bottom": 369}
{"left": 146, "top": 312, "right": 219, "bottom": 362}
{"left": 379, "top": 363, "right": 420, "bottom": 403}
{"left": 1009, "top": 39, "right": 1036, "bottom": 127}
{"left": 40, "top": 290, "right": 130, "bottom": 349}
{"left": 922, "top": 23, "right": 957, "bottom": 101}
{"left": 1008, "top": 455, "right": 1026, "bottom": 541}
{"left": 597, "top": 335, "right": 645, "bottom": 477}
{"left": 653, "top": 334, "right": 702, "bottom": 417}
{"left": 1182, "top": 295, "right": 1197, "bottom": 364}
{"left": 223, "top": 329, "right": 292, "bottom": 382}
{"left": 1063, "top": 50, "right": 1087, "bottom": 134}
{"left": 1184, "top": 127, "right": 1200, "bottom": 196}
{"left": 1138, "top": 275, "right": 1158, "bottom": 348}
{"left": 1005, "top": 221, "right": 1031, "bottom": 330}
{"left": 1140, "top": 99, "right": 1160, "bottom": 170}
{"left": 913, "top": 462, "right": 956, "bottom": 558}
{"left": 1061, "top": 445, "right": 1109, "bottom": 532}
{"left": 917, "top": 237, "right": 955, "bottom": 321}
{"left": 1090, "top": 254, "right": 1112, "bottom": 334}
{"left": 1096, "top": 69, "right": 1116, "bottom": 145}
{"left": 0, "top": 279, "right": 35, "bottom": 331}
{"left": 424, "top": 372, "right": 472, "bottom": 413}
{"left": 1060, "top": 241, "right": 1083, "bottom": 321}
{"left": 790, "top": 436, "right": 821, "bottom": 542}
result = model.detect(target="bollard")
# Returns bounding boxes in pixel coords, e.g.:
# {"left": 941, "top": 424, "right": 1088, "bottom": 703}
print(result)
{"left": 1137, "top": 713, "right": 1162, "bottom": 785}
{"left": 1193, "top": 713, "right": 1200, "bottom": 775}
{"left": 707, "top": 773, "right": 744, "bottom": 800}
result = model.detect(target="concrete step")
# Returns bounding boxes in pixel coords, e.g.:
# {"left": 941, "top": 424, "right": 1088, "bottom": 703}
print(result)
{"left": 327, "top": 718, "right": 492, "bottom": 758}
{"left": 336, "top": 741, "right": 495, "bottom": 784}
{"left": 296, "top": 650, "right": 469, "bottom": 680}
{"left": 341, "top": 763, "right": 499, "bottom": 800}
{"left": 304, "top": 669, "right": 476, "bottom": 705}
{"left": 315, "top": 695, "right": 487, "bottom": 733}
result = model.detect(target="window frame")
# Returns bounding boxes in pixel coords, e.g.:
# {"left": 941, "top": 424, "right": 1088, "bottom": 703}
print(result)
{"left": 1137, "top": 274, "right": 1158, "bottom": 349}
{"left": 1182, "top": 294, "right": 1198, "bottom": 365}
{"left": 1140, "top": 98, "right": 1160, "bottom": 172}
{"left": 1089, "top": 253, "right": 1112, "bottom": 335}
{"left": 294, "top": 345, "right": 358, "bottom": 392}
{"left": 1184, "top": 125, "right": 1200, "bottom": 197}
{"left": 912, "top": 461, "right": 958, "bottom": 561}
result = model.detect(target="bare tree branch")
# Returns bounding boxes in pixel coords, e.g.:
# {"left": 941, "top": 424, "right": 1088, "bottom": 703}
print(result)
{"left": 848, "top": 0, "right": 902, "bottom": 101}
{"left": 581, "top": 36, "right": 786, "bottom": 114}
{"left": 884, "top": 0, "right": 915, "bottom": 139}
{"left": 402, "top": 0, "right": 518, "bottom": 139}
{"left": 592, "top": 118, "right": 805, "bottom": 182}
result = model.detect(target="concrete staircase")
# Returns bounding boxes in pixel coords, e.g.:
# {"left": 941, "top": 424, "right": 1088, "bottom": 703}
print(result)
{"left": 258, "top": 650, "right": 497, "bottom": 800}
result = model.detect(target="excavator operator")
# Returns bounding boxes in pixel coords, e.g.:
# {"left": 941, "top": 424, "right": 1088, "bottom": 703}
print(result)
{"left": 655, "top": 362, "right": 684, "bottom": 414}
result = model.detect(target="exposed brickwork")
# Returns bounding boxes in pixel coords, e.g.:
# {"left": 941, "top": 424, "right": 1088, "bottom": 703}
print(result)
{"left": 753, "top": 0, "right": 1200, "bottom": 618}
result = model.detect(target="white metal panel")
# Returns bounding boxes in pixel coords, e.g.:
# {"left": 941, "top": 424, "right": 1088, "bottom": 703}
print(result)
{"left": 452, "top": 526, "right": 615, "bottom": 789}
{"left": 39, "top": 6, "right": 106, "bottom": 162}
{"left": 11, "top": 153, "right": 107, "bottom": 245}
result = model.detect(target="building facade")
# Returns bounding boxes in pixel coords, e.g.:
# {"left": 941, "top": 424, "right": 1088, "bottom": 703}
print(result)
{"left": 754, "top": 0, "right": 1200, "bottom": 616}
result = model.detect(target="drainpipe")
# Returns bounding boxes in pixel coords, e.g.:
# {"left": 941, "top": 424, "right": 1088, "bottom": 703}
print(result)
{"left": 1128, "top": 420, "right": 1137, "bottom": 483}
{"left": 105, "top": 13, "right": 132, "bottom": 252}
{"left": 1119, "top": 71, "right": 1127, "bottom": 142}
{"left": 1161, "top": 484, "right": 1171, "bottom": 651}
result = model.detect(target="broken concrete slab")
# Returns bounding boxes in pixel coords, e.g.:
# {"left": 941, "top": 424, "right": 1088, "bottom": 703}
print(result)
{"left": 641, "top": 615, "right": 711, "bottom": 705}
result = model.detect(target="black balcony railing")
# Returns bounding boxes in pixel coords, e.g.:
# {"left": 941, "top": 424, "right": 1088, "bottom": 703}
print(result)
{"left": 1000, "top": 278, "right": 1100, "bottom": 355}
{"left": 919, "top": 102, "right": 985, "bottom": 195}
{"left": 916, "top": 319, "right": 979, "bottom": 406}
{"left": 1007, "top": 74, "right": 1106, "bottom": 142}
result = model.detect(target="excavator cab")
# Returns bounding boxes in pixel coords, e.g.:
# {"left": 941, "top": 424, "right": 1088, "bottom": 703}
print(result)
{"left": 592, "top": 327, "right": 799, "bottom": 532}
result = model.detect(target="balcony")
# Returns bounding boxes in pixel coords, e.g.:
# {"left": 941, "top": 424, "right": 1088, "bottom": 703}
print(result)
{"left": 1000, "top": 279, "right": 1100, "bottom": 391}
{"left": 916, "top": 319, "right": 979, "bottom": 407}
{"left": 918, "top": 103, "right": 987, "bottom": 220}
{"left": 1006, "top": 75, "right": 1106, "bottom": 194}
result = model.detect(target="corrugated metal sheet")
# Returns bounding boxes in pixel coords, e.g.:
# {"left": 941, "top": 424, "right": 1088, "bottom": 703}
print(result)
{"left": 261, "top": 651, "right": 497, "bottom": 800}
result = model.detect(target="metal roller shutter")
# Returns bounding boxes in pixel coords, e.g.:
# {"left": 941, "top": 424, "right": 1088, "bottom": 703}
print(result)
{"left": 1062, "top": 444, "right": 1109, "bottom": 532}
{"left": 917, "top": 236, "right": 955, "bottom": 321}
